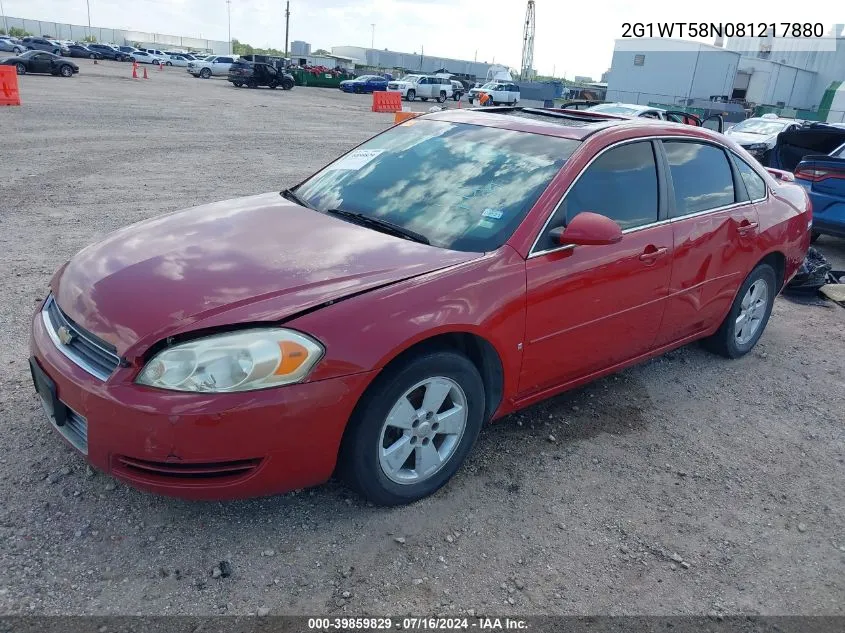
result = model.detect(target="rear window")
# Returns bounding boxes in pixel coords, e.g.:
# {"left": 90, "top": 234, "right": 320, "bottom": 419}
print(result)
{"left": 296, "top": 120, "right": 580, "bottom": 252}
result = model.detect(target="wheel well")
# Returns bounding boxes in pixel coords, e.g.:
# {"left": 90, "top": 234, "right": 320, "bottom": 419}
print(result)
{"left": 378, "top": 333, "right": 505, "bottom": 423}
{"left": 759, "top": 251, "right": 786, "bottom": 290}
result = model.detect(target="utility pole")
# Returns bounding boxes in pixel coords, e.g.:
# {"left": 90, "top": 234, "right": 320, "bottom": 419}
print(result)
{"left": 226, "top": 0, "right": 232, "bottom": 54}
{"left": 86, "top": 0, "right": 92, "bottom": 39}
{"left": 370, "top": 23, "right": 375, "bottom": 49}
{"left": 284, "top": 1, "right": 290, "bottom": 57}
{"left": 0, "top": 0, "right": 8, "bottom": 35}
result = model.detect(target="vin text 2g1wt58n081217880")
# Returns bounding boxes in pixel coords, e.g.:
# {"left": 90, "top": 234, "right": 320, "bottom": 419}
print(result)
{"left": 29, "top": 107, "right": 811, "bottom": 506}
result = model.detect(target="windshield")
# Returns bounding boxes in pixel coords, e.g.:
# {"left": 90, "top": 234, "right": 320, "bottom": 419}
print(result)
{"left": 729, "top": 119, "right": 790, "bottom": 135}
{"left": 295, "top": 120, "right": 580, "bottom": 252}
{"left": 480, "top": 82, "right": 499, "bottom": 90}
{"left": 19, "top": 50, "right": 42, "bottom": 59}
{"left": 400, "top": 75, "right": 422, "bottom": 83}
{"left": 586, "top": 104, "right": 642, "bottom": 116}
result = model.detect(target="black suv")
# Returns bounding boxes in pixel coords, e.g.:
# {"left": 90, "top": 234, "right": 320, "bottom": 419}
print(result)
{"left": 228, "top": 60, "right": 294, "bottom": 90}
{"left": 86, "top": 44, "right": 130, "bottom": 61}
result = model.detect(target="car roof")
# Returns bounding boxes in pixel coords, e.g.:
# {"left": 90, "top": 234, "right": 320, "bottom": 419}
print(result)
{"left": 593, "top": 102, "right": 666, "bottom": 113}
{"left": 423, "top": 107, "right": 733, "bottom": 143}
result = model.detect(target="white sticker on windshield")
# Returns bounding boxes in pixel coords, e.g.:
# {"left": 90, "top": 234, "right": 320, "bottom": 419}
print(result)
{"left": 482, "top": 208, "right": 503, "bottom": 220}
{"left": 326, "top": 149, "right": 384, "bottom": 171}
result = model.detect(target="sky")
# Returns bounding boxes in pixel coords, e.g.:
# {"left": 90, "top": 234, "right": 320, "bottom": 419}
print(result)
{"left": 4, "top": 1, "right": 839, "bottom": 80}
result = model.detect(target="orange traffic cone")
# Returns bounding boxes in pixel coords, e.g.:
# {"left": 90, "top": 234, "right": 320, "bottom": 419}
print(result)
{"left": 143, "top": 67, "right": 149, "bottom": 80}
{"left": 93, "top": 59, "right": 98, "bottom": 65}
{"left": 132, "top": 65, "right": 138, "bottom": 79}
{"left": 159, "top": 61, "right": 163, "bottom": 71}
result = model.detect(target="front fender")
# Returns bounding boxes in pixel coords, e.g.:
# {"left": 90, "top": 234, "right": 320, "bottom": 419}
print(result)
{"left": 287, "top": 246, "right": 528, "bottom": 417}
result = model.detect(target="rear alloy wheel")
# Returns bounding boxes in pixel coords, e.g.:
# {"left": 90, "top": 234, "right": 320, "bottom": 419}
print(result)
{"left": 704, "top": 263, "right": 776, "bottom": 358}
{"left": 200, "top": 68, "right": 211, "bottom": 79}
{"left": 281, "top": 78, "right": 294, "bottom": 90}
{"left": 89, "top": 53, "right": 96, "bottom": 59}
{"left": 60, "top": 65, "right": 74, "bottom": 77}
{"left": 15, "top": 63, "right": 26, "bottom": 75}
{"left": 340, "top": 350, "right": 485, "bottom": 506}
{"left": 437, "top": 91, "right": 446, "bottom": 103}
{"left": 166, "top": 61, "right": 172, "bottom": 66}
{"left": 406, "top": 89, "right": 415, "bottom": 102}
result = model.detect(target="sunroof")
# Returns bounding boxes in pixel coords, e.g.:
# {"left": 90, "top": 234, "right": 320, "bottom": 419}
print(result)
{"left": 474, "top": 107, "right": 618, "bottom": 128}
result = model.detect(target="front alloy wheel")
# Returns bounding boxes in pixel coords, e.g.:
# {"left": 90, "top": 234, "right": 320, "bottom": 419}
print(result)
{"left": 340, "top": 350, "right": 485, "bottom": 506}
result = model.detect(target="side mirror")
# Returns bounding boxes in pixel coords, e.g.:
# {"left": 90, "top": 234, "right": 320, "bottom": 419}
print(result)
{"left": 550, "top": 211, "right": 624, "bottom": 246}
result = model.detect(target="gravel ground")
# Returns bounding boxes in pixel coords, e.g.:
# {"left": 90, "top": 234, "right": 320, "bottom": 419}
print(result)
{"left": 0, "top": 61, "right": 843, "bottom": 617}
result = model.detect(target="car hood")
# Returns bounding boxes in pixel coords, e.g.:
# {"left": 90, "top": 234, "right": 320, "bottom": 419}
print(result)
{"left": 724, "top": 130, "right": 776, "bottom": 146}
{"left": 54, "top": 192, "right": 479, "bottom": 357}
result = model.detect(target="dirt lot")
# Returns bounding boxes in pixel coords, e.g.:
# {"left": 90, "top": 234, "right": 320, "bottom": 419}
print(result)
{"left": 0, "top": 61, "right": 843, "bottom": 617}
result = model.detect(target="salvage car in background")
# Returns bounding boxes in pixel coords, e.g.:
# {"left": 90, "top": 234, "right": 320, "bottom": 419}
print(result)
{"left": 129, "top": 50, "right": 162, "bottom": 65}
{"left": 2, "top": 51, "right": 78, "bottom": 76}
{"left": 29, "top": 108, "right": 810, "bottom": 507}
{"left": 0, "top": 37, "right": 24, "bottom": 55}
{"left": 65, "top": 44, "right": 100, "bottom": 59}
{"left": 388, "top": 74, "right": 453, "bottom": 102}
{"left": 339, "top": 74, "right": 388, "bottom": 94}
{"left": 20, "top": 36, "right": 63, "bottom": 55}
{"left": 188, "top": 55, "right": 236, "bottom": 78}
{"left": 86, "top": 43, "right": 131, "bottom": 61}
{"left": 228, "top": 60, "right": 295, "bottom": 89}
{"left": 724, "top": 114, "right": 802, "bottom": 163}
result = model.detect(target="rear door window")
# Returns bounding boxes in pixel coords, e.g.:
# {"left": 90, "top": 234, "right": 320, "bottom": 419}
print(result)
{"left": 663, "top": 141, "right": 736, "bottom": 217}
{"left": 732, "top": 155, "right": 767, "bottom": 201}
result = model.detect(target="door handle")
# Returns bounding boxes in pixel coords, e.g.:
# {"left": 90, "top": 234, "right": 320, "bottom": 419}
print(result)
{"left": 639, "top": 246, "right": 668, "bottom": 262}
{"left": 738, "top": 220, "right": 759, "bottom": 236}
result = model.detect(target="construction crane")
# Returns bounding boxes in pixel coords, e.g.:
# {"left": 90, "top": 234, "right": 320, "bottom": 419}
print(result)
{"left": 520, "top": 0, "right": 535, "bottom": 81}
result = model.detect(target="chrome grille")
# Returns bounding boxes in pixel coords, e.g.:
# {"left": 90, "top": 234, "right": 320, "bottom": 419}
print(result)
{"left": 42, "top": 295, "right": 121, "bottom": 381}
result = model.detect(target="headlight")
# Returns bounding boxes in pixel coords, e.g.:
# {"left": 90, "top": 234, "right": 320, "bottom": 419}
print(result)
{"left": 136, "top": 328, "right": 323, "bottom": 393}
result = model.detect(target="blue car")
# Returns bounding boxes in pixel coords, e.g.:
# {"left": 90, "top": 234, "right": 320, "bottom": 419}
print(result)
{"left": 339, "top": 75, "right": 388, "bottom": 94}
{"left": 793, "top": 136, "right": 845, "bottom": 241}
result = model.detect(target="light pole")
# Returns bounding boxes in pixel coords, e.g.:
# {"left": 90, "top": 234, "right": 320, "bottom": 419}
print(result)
{"left": 86, "top": 0, "right": 92, "bottom": 39}
{"left": 226, "top": 0, "right": 232, "bottom": 54}
{"left": 1, "top": 0, "right": 9, "bottom": 35}
{"left": 370, "top": 23, "right": 375, "bottom": 49}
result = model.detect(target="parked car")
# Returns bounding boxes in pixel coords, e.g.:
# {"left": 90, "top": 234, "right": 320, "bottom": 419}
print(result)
{"left": 20, "top": 36, "right": 62, "bottom": 55}
{"left": 0, "top": 37, "right": 24, "bottom": 55}
{"left": 468, "top": 82, "right": 520, "bottom": 106}
{"left": 585, "top": 102, "right": 668, "bottom": 119}
{"left": 790, "top": 130, "right": 845, "bottom": 241}
{"left": 723, "top": 114, "right": 803, "bottom": 163}
{"left": 29, "top": 108, "right": 810, "bottom": 506}
{"left": 65, "top": 44, "right": 100, "bottom": 59}
{"left": 117, "top": 46, "right": 140, "bottom": 56}
{"left": 140, "top": 48, "right": 168, "bottom": 60}
{"left": 48, "top": 39, "right": 71, "bottom": 55}
{"left": 129, "top": 50, "right": 162, "bottom": 65}
{"left": 2, "top": 50, "right": 78, "bottom": 76}
{"left": 387, "top": 74, "right": 453, "bottom": 102}
{"left": 339, "top": 74, "right": 388, "bottom": 94}
{"left": 467, "top": 80, "right": 507, "bottom": 103}
{"left": 163, "top": 53, "right": 192, "bottom": 67}
{"left": 86, "top": 43, "right": 130, "bottom": 61}
{"left": 228, "top": 60, "right": 294, "bottom": 89}
{"left": 188, "top": 55, "right": 236, "bottom": 78}
{"left": 450, "top": 80, "right": 465, "bottom": 101}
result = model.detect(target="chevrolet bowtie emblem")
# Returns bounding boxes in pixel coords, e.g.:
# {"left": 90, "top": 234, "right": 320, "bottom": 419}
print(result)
{"left": 57, "top": 325, "right": 74, "bottom": 346}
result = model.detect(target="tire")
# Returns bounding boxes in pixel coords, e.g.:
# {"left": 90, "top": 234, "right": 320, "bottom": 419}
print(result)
{"left": 810, "top": 230, "right": 821, "bottom": 243}
{"left": 232, "top": 81, "right": 243, "bottom": 87}
{"left": 15, "top": 63, "right": 26, "bottom": 75}
{"left": 281, "top": 78, "right": 293, "bottom": 90}
{"left": 166, "top": 61, "right": 172, "bottom": 66}
{"left": 421, "top": 97, "right": 428, "bottom": 102}
{"left": 89, "top": 53, "right": 96, "bottom": 59}
{"left": 339, "top": 350, "right": 486, "bottom": 506}
{"left": 268, "top": 81, "right": 278, "bottom": 89}
{"left": 200, "top": 68, "right": 211, "bottom": 79}
{"left": 129, "top": 57, "right": 135, "bottom": 63}
{"left": 453, "top": 93, "right": 460, "bottom": 101}
{"left": 703, "top": 263, "right": 777, "bottom": 359}
{"left": 437, "top": 91, "right": 446, "bottom": 103}
{"left": 60, "top": 65, "right": 74, "bottom": 77}
{"left": 406, "top": 89, "right": 415, "bottom": 102}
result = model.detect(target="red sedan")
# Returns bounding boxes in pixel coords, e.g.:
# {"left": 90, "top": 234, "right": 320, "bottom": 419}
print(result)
{"left": 29, "top": 108, "right": 812, "bottom": 506}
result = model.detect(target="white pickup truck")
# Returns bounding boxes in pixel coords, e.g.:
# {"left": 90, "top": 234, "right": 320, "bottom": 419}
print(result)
{"left": 387, "top": 75, "right": 453, "bottom": 103}
{"left": 188, "top": 55, "right": 237, "bottom": 78}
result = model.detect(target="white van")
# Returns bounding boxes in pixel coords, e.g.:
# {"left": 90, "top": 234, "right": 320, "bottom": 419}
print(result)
{"left": 468, "top": 82, "right": 520, "bottom": 106}
{"left": 387, "top": 75, "right": 454, "bottom": 103}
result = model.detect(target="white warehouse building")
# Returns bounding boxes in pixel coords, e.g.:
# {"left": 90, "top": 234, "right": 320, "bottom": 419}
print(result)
{"left": 605, "top": 34, "right": 845, "bottom": 121}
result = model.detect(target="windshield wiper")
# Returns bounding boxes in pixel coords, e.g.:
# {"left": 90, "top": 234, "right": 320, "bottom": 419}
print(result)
{"left": 280, "top": 187, "right": 314, "bottom": 210}
{"left": 326, "top": 208, "right": 430, "bottom": 245}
